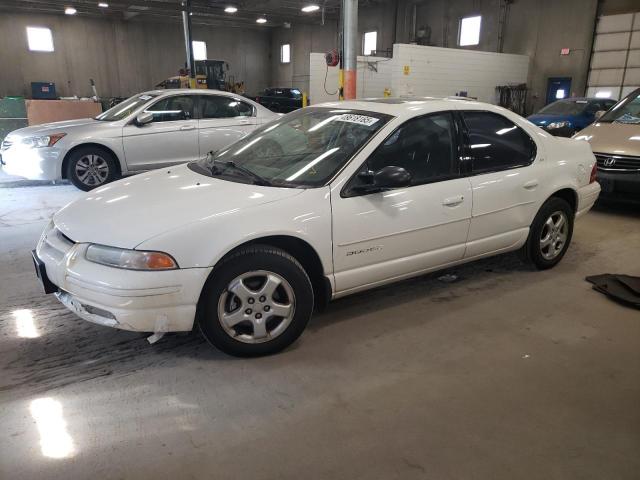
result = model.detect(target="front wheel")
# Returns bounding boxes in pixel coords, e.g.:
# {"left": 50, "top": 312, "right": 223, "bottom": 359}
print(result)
{"left": 197, "top": 245, "right": 314, "bottom": 357}
{"left": 522, "top": 197, "right": 574, "bottom": 270}
{"left": 66, "top": 147, "right": 119, "bottom": 191}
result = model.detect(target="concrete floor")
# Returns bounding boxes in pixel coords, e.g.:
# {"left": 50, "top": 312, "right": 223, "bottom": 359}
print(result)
{"left": 1, "top": 184, "right": 639, "bottom": 480}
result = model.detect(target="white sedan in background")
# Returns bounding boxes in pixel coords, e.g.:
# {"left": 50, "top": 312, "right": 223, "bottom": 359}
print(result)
{"left": 1, "top": 89, "right": 277, "bottom": 190}
{"left": 33, "top": 98, "right": 600, "bottom": 356}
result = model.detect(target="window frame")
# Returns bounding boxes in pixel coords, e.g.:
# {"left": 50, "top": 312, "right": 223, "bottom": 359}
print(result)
{"left": 456, "top": 110, "right": 538, "bottom": 176}
{"left": 342, "top": 111, "right": 463, "bottom": 198}
{"left": 280, "top": 43, "right": 291, "bottom": 64}
{"left": 197, "top": 94, "right": 256, "bottom": 120}
{"left": 363, "top": 31, "right": 377, "bottom": 56}
{"left": 458, "top": 15, "right": 482, "bottom": 47}
{"left": 26, "top": 26, "right": 54, "bottom": 52}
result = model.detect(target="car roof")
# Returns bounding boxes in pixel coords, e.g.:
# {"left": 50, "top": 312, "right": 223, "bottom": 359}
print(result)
{"left": 312, "top": 96, "right": 509, "bottom": 119}
{"left": 139, "top": 89, "right": 243, "bottom": 98}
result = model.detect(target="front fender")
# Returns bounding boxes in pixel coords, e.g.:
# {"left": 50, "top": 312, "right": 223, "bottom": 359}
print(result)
{"left": 136, "top": 188, "right": 334, "bottom": 274}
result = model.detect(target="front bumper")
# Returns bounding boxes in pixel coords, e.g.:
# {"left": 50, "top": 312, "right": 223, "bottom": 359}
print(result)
{"left": 35, "top": 222, "right": 211, "bottom": 332}
{"left": 0, "top": 144, "right": 64, "bottom": 180}
{"left": 596, "top": 169, "right": 640, "bottom": 203}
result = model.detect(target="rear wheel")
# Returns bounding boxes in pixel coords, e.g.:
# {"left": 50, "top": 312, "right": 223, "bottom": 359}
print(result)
{"left": 522, "top": 197, "right": 574, "bottom": 270}
{"left": 198, "top": 245, "right": 314, "bottom": 357}
{"left": 66, "top": 146, "right": 119, "bottom": 191}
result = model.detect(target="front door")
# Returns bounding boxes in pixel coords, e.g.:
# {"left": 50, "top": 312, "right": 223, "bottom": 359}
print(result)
{"left": 122, "top": 94, "right": 199, "bottom": 170}
{"left": 546, "top": 77, "right": 572, "bottom": 105}
{"left": 459, "top": 110, "right": 541, "bottom": 258}
{"left": 331, "top": 112, "right": 472, "bottom": 294}
{"left": 197, "top": 95, "right": 258, "bottom": 156}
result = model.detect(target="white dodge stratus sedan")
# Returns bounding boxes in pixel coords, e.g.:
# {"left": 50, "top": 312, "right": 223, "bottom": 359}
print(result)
{"left": 1, "top": 89, "right": 276, "bottom": 190}
{"left": 33, "top": 97, "right": 600, "bottom": 356}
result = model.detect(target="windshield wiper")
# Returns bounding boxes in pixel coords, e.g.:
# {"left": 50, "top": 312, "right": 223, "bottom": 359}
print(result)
{"left": 209, "top": 157, "right": 271, "bottom": 186}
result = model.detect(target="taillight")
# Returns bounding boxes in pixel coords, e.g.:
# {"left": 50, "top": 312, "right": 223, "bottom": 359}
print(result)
{"left": 589, "top": 162, "right": 597, "bottom": 184}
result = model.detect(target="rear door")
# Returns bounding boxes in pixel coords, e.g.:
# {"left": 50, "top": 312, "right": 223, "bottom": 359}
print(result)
{"left": 459, "top": 110, "right": 541, "bottom": 258}
{"left": 122, "top": 94, "right": 199, "bottom": 170}
{"left": 197, "top": 95, "right": 258, "bottom": 156}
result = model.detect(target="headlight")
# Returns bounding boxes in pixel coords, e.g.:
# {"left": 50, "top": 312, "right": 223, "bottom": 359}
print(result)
{"left": 85, "top": 244, "right": 178, "bottom": 270}
{"left": 21, "top": 133, "right": 66, "bottom": 148}
{"left": 546, "top": 121, "right": 571, "bottom": 130}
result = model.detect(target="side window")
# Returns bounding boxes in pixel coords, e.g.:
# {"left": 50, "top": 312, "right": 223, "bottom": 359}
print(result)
{"left": 462, "top": 111, "right": 536, "bottom": 174}
{"left": 146, "top": 95, "right": 194, "bottom": 122}
{"left": 365, "top": 112, "right": 457, "bottom": 185}
{"left": 201, "top": 96, "right": 253, "bottom": 118}
{"left": 200, "top": 96, "right": 238, "bottom": 118}
{"left": 235, "top": 100, "right": 254, "bottom": 117}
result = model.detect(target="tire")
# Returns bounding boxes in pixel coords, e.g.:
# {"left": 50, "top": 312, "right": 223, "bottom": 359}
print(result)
{"left": 66, "top": 146, "right": 119, "bottom": 191}
{"left": 197, "top": 245, "right": 314, "bottom": 357}
{"left": 521, "top": 197, "right": 574, "bottom": 270}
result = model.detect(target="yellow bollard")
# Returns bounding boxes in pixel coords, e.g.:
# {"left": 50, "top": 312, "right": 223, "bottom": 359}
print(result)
{"left": 302, "top": 92, "right": 308, "bottom": 107}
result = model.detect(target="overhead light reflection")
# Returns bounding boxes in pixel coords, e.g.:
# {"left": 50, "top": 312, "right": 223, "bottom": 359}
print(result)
{"left": 286, "top": 147, "right": 339, "bottom": 180}
{"left": 30, "top": 398, "right": 76, "bottom": 459}
{"left": 14, "top": 309, "right": 39, "bottom": 338}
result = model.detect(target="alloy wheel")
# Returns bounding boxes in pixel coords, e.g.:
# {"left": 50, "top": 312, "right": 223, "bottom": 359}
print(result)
{"left": 217, "top": 270, "right": 296, "bottom": 344}
{"left": 75, "top": 154, "right": 109, "bottom": 186}
{"left": 539, "top": 210, "right": 568, "bottom": 260}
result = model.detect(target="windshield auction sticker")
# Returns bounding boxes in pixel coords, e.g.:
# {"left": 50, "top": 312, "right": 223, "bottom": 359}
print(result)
{"left": 336, "top": 114, "right": 380, "bottom": 126}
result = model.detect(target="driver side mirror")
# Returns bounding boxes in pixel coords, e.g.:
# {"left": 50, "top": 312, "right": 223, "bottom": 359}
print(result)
{"left": 594, "top": 110, "right": 606, "bottom": 120}
{"left": 135, "top": 111, "right": 154, "bottom": 126}
{"left": 353, "top": 165, "right": 412, "bottom": 194}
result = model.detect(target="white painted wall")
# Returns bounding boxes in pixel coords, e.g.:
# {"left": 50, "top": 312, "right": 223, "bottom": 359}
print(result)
{"left": 390, "top": 44, "right": 529, "bottom": 103}
{"left": 309, "top": 44, "right": 529, "bottom": 106}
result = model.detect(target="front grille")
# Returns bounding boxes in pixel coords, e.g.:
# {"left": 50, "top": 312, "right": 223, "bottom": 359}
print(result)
{"left": 595, "top": 153, "right": 640, "bottom": 172}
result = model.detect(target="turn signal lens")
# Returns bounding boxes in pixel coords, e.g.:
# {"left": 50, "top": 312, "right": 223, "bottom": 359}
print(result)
{"left": 145, "top": 252, "right": 177, "bottom": 269}
{"left": 85, "top": 244, "right": 178, "bottom": 270}
{"left": 590, "top": 162, "right": 597, "bottom": 184}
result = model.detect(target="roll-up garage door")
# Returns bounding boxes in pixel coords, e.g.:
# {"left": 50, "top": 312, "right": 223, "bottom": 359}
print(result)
{"left": 587, "top": 12, "right": 640, "bottom": 100}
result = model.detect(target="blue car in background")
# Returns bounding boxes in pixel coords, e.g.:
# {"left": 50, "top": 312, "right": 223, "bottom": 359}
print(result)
{"left": 527, "top": 97, "right": 616, "bottom": 137}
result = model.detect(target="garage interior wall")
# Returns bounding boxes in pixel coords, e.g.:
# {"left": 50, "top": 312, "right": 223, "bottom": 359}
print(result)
{"left": 0, "top": 13, "right": 271, "bottom": 98}
{"left": 587, "top": 12, "right": 640, "bottom": 100}
{"left": 309, "top": 53, "right": 393, "bottom": 103}
{"left": 309, "top": 44, "right": 528, "bottom": 105}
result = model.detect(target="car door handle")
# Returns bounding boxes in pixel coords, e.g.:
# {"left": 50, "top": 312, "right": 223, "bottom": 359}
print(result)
{"left": 523, "top": 180, "right": 539, "bottom": 190}
{"left": 238, "top": 119, "right": 251, "bottom": 124}
{"left": 442, "top": 195, "right": 464, "bottom": 207}
{"left": 180, "top": 125, "right": 195, "bottom": 131}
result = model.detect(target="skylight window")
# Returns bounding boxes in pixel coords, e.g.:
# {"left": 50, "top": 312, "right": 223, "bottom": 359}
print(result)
{"left": 459, "top": 16, "right": 481, "bottom": 46}
{"left": 27, "top": 27, "right": 54, "bottom": 52}
{"left": 192, "top": 41, "right": 207, "bottom": 61}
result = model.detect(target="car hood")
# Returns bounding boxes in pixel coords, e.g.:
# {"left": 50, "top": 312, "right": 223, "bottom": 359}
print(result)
{"left": 575, "top": 122, "right": 640, "bottom": 157}
{"left": 8, "top": 118, "right": 105, "bottom": 138}
{"left": 527, "top": 114, "right": 575, "bottom": 126}
{"left": 53, "top": 164, "right": 304, "bottom": 248}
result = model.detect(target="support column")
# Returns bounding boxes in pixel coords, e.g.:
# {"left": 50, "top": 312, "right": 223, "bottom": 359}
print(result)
{"left": 342, "top": 0, "right": 358, "bottom": 99}
{"left": 181, "top": 0, "right": 196, "bottom": 88}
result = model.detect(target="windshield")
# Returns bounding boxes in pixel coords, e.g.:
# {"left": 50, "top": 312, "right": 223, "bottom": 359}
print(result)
{"left": 599, "top": 89, "right": 640, "bottom": 124}
{"left": 190, "top": 107, "right": 393, "bottom": 187}
{"left": 538, "top": 100, "right": 588, "bottom": 116}
{"left": 95, "top": 93, "right": 159, "bottom": 121}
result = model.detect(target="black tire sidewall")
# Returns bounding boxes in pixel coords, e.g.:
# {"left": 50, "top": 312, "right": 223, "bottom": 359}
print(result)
{"left": 66, "top": 147, "right": 118, "bottom": 191}
{"left": 198, "top": 246, "right": 314, "bottom": 357}
{"left": 527, "top": 197, "right": 574, "bottom": 270}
